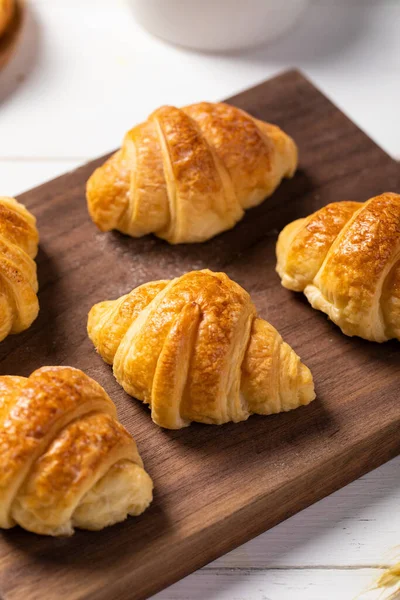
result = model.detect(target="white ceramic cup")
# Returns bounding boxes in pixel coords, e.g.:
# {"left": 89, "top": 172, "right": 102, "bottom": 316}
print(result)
{"left": 128, "top": 0, "right": 309, "bottom": 52}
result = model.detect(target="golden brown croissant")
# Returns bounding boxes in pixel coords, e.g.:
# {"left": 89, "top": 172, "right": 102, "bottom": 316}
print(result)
{"left": 0, "top": 196, "right": 39, "bottom": 342}
{"left": 88, "top": 270, "right": 315, "bottom": 429}
{"left": 276, "top": 192, "right": 400, "bottom": 342}
{"left": 86, "top": 102, "right": 297, "bottom": 244}
{"left": 0, "top": 366, "right": 153, "bottom": 536}
{"left": 0, "top": 0, "right": 14, "bottom": 37}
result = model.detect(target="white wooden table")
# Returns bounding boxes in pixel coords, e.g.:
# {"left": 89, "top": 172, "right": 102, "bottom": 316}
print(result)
{"left": 1, "top": 1, "right": 399, "bottom": 598}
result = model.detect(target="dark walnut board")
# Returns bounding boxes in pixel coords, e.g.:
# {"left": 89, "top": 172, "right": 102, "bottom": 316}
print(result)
{"left": 1, "top": 70, "right": 400, "bottom": 600}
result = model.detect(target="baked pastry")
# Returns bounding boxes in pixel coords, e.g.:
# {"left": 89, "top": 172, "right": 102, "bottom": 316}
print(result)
{"left": 0, "top": 366, "right": 153, "bottom": 536}
{"left": 88, "top": 270, "right": 315, "bottom": 429}
{"left": 0, "top": 196, "right": 39, "bottom": 342}
{"left": 0, "top": 0, "right": 14, "bottom": 37}
{"left": 0, "top": 0, "right": 23, "bottom": 71}
{"left": 87, "top": 102, "right": 297, "bottom": 244}
{"left": 276, "top": 192, "right": 400, "bottom": 342}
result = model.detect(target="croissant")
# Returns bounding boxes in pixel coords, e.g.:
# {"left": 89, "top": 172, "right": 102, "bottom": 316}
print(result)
{"left": 0, "top": 196, "right": 39, "bottom": 342}
{"left": 86, "top": 102, "right": 297, "bottom": 244}
{"left": 0, "top": 0, "right": 14, "bottom": 37}
{"left": 276, "top": 192, "right": 400, "bottom": 342}
{"left": 88, "top": 270, "right": 315, "bottom": 429}
{"left": 0, "top": 366, "right": 153, "bottom": 536}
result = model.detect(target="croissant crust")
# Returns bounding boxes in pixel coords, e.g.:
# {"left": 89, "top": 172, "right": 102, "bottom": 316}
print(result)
{"left": 87, "top": 102, "right": 297, "bottom": 243}
{"left": 0, "top": 0, "right": 14, "bottom": 37}
{"left": 276, "top": 192, "right": 400, "bottom": 341}
{"left": 0, "top": 196, "right": 39, "bottom": 342}
{"left": 0, "top": 366, "right": 153, "bottom": 536}
{"left": 88, "top": 269, "right": 315, "bottom": 429}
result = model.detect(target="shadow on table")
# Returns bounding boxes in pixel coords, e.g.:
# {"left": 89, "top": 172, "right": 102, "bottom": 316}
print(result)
{"left": 151, "top": 0, "right": 381, "bottom": 67}
{"left": 221, "top": 1, "right": 378, "bottom": 64}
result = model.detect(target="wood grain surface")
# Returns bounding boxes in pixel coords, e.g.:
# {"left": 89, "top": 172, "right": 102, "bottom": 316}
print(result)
{"left": 0, "top": 70, "right": 399, "bottom": 600}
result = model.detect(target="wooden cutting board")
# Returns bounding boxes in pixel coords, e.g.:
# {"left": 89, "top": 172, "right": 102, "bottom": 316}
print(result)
{"left": 0, "top": 70, "right": 399, "bottom": 600}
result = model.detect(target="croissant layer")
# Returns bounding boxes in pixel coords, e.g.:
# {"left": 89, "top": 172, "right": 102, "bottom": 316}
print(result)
{"left": 88, "top": 270, "right": 315, "bottom": 429}
{"left": 87, "top": 102, "right": 297, "bottom": 244}
{"left": 0, "top": 196, "right": 39, "bottom": 342}
{"left": 276, "top": 192, "right": 400, "bottom": 341}
{"left": 0, "top": 366, "right": 153, "bottom": 536}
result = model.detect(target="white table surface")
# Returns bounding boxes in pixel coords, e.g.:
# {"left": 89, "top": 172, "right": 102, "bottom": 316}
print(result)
{"left": 1, "top": 1, "right": 399, "bottom": 599}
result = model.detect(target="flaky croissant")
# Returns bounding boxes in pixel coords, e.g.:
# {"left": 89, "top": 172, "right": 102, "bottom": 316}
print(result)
{"left": 0, "top": 366, "right": 153, "bottom": 536}
{"left": 87, "top": 102, "right": 297, "bottom": 244}
{"left": 0, "top": 196, "right": 39, "bottom": 342}
{"left": 276, "top": 192, "right": 400, "bottom": 342}
{"left": 88, "top": 270, "right": 315, "bottom": 429}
